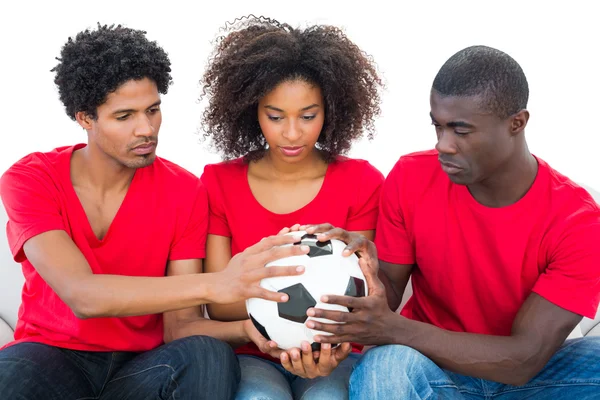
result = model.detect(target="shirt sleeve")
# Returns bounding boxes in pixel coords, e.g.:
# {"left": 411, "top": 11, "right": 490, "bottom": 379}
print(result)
{"left": 532, "top": 209, "right": 600, "bottom": 319}
{"left": 345, "top": 161, "right": 385, "bottom": 232}
{"left": 199, "top": 164, "right": 231, "bottom": 237}
{"left": 374, "top": 157, "right": 416, "bottom": 265}
{"left": 168, "top": 180, "right": 209, "bottom": 261}
{"left": 0, "top": 160, "right": 66, "bottom": 263}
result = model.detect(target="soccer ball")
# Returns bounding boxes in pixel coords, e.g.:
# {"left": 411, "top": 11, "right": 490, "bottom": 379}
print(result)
{"left": 246, "top": 231, "right": 368, "bottom": 351}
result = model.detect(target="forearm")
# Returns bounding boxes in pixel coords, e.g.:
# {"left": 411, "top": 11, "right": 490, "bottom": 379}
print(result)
{"left": 207, "top": 301, "right": 248, "bottom": 321}
{"left": 71, "top": 273, "right": 221, "bottom": 319}
{"left": 378, "top": 269, "right": 403, "bottom": 310}
{"left": 166, "top": 317, "right": 250, "bottom": 348}
{"left": 386, "top": 317, "right": 540, "bottom": 385}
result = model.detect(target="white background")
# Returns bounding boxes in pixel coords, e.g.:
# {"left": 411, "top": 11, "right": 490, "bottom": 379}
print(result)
{"left": 0, "top": 0, "right": 598, "bottom": 189}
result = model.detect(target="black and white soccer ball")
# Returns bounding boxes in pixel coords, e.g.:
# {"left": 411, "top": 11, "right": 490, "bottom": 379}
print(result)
{"left": 246, "top": 231, "right": 368, "bottom": 351}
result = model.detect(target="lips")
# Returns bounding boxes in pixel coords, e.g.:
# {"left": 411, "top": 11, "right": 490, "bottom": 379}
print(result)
{"left": 131, "top": 142, "right": 156, "bottom": 155}
{"left": 279, "top": 146, "right": 304, "bottom": 157}
{"left": 439, "top": 160, "right": 463, "bottom": 175}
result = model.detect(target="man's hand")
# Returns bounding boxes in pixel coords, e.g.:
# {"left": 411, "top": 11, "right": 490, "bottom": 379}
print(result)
{"left": 280, "top": 341, "right": 352, "bottom": 379}
{"left": 210, "top": 234, "right": 309, "bottom": 304}
{"left": 306, "top": 256, "right": 398, "bottom": 346}
{"left": 300, "top": 223, "right": 378, "bottom": 260}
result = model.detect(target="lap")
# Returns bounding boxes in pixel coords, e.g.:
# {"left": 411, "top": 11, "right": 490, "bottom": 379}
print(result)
{"left": 237, "top": 352, "right": 360, "bottom": 400}
{"left": 236, "top": 355, "right": 293, "bottom": 400}
{"left": 0, "top": 342, "right": 108, "bottom": 400}
{"left": 102, "top": 335, "right": 240, "bottom": 400}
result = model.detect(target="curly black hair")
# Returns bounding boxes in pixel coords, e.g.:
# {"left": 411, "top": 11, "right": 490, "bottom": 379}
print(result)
{"left": 200, "top": 15, "right": 383, "bottom": 162}
{"left": 52, "top": 23, "right": 172, "bottom": 120}
{"left": 432, "top": 45, "right": 529, "bottom": 118}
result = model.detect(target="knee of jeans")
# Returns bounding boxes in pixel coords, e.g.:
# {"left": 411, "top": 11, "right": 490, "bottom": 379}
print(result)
{"left": 354, "top": 345, "right": 429, "bottom": 377}
{"left": 172, "top": 335, "right": 239, "bottom": 376}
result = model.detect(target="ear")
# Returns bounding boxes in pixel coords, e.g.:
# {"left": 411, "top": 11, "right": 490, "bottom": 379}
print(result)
{"left": 510, "top": 109, "right": 529, "bottom": 136}
{"left": 75, "top": 111, "right": 94, "bottom": 130}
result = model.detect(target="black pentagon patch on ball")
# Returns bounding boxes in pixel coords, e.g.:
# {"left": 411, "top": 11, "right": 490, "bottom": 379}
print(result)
{"left": 344, "top": 277, "right": 366, "bottom": 312}
{"left": 345, "top": 277, "right": 366, "bottom": 298}
{"left": 278, "top": 283, "right": 317, "bottom": 323}
{"left": 294, "top": 234, "right": 333, "bottom": 258}
{"left": 249, "top": 314, "right": 271, "bottom": 341}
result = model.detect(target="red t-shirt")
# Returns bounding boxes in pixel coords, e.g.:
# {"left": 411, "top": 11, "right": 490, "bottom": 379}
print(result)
{"left": 0, "top": 144, "right": 208, "bottom": 352}
{"left": 201, "top": 156, "right": 384, "bottom": 360}
{"left": 375, "top": 150, "right": 600, "bottom": 335}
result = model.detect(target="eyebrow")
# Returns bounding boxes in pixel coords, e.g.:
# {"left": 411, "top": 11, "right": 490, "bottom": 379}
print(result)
{"left": 112, "top": 100, "right": 162, "bottom": 115}
{"left": 430, "top": 112, "right": 475, "bottom": 129}
{"left": 264, "top": 104, "right": 320, "bottom": 112}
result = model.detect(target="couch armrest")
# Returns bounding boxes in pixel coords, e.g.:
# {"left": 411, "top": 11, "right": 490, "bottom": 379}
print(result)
{"left": 0, "top": 317, "right": 14, "bottom": 348}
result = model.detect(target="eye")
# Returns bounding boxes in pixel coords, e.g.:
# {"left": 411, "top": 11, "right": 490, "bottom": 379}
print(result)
{"left": 302, "top": 115, "right": 316, "bottom": 121}
{"left": 148, "top": 107, "right": 160, "bottom": 114}
{"left": 116, "top": 114, "right": 130, "bottom": 121}
{"left": 268, "top": 115, "right": 283, "bottom": 122}
{"left": 454, "top": 131, "right": 470, "bottom": 136}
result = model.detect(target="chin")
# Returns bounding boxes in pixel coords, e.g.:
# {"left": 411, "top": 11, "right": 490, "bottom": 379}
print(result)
{"left": 124, "top": 154, "right": 156, "bottom": 169}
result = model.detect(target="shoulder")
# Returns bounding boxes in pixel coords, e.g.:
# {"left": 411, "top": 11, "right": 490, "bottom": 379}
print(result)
{"left": 539, "top": 158, "right": 600, "bottom": 222}
{"left": 201, "top": 157, "right": 245, "bottom": 186}
{"left": 330, "top": 156, "right": 384, "bottom": 181}
{"left": 387, "top": 149, "right": 444, "bottom": 188}
{"left": 145, "top": 157, "right": 204, "bottom": 200}
{"left": 0, "top": 145, "right": 75, "bottom": 195}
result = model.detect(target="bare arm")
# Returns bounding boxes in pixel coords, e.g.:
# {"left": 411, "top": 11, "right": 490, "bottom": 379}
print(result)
{"left": 205, "top": 234, "right": 248, "bottom": 321}
{"left": 24, "top": 230, "right": 307, "bottom": 319}
{"left": 378, "top": 261, "right": 413, "bottom": 311}
{"left": 162, "top": 258, "right": 251, "bottom": 347}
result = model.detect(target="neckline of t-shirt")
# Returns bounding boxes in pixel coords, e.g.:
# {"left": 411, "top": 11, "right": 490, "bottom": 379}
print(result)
{"left": 61, "top": 143, "right": 142, "bottom": 246}
{"left": 455, "top": 155, "right": 548, "bottom": 216}
{"left": 242, "top": 159, "right": 335, "bottom": 218}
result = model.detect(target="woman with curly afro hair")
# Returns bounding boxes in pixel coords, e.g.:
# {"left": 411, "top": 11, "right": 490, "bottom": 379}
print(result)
{"left": 199, "top": 15, "right": 385, "bottom": 399}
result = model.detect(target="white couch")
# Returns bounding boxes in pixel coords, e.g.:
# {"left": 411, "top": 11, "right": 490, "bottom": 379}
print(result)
{"left": 1, "top": 187, "right": 599, "bottom": 347}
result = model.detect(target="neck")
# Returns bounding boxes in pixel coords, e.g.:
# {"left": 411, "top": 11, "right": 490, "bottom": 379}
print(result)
{"left": 261, "top": 148, "right": 326, "bottom": 180}
{"left": 468, "top": 145, "right": 538, "bottom": 208}
{"left": 71, "top": 144, "right": 135, "bottom": 194}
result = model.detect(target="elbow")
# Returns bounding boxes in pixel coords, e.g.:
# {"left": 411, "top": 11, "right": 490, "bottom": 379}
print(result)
{"left": 502, "top": 351, "right": 546, "bottom": 386}
{"left": 62, "top": 285, "right": 104, "bottom": 320}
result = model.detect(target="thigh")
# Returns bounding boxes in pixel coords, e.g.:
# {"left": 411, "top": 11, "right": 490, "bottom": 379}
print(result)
{"left": 349, "top": 345, "right": 485, "bottom": 400}
{"left": 291, "top": 352, "right": 360, "bottom": 400}
{"left": 101, "top": 335, "right": 240, "bottom": 400}
{"left": 235, "top": 355, "right": 293, "bottom": 400}
{"left": 0, "top": 342, "right": 99, "bottom": 400}
{"left": 490, "top": 337, "right": 600, "bottom": 400}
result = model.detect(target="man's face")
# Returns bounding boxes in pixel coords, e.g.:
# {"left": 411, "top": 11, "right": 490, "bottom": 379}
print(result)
{"left": 82, "top": 78, "right": 162, "bottom": 169}
{"left": 430, "top": 90, "right": 515, "bottom": 185}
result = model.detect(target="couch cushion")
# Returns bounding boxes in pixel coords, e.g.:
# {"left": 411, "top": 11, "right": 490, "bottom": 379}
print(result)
{"left": 0, "top": 317, "right": 13, "bottom": 348}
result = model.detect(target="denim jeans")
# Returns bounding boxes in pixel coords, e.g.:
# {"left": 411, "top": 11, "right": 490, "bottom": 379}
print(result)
{"left": 236, "top": 352, "right": 361, "bottom": 400}
{"left": 349, "top": 337, "right": 600, "bottom": 400}
{"left": 0, "top": 335, "right": 240, "bottom": 400}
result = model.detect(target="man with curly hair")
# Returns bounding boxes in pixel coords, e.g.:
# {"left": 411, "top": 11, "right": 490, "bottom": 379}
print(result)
{"left": 0, "top": 23, "right": 309, "bottom": 399}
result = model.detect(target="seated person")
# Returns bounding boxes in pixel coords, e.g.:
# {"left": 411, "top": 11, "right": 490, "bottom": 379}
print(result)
{"left": 0, "top": 23, "right": 306, "bottom": 400}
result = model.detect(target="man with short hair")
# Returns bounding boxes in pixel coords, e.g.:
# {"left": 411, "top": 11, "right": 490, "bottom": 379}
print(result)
{"left": 301, "top": 45, "right": 600, "bottom": 399}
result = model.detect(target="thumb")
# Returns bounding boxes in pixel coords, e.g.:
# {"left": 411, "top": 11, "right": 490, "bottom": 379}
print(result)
{"left": 358, "top": 257, "right": 384, "bottom": 295}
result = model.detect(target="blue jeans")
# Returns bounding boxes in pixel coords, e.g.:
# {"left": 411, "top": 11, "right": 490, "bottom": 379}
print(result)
{"left": 0, "top": 335, "right": 240, "bottom": 399}
{"left": 236, "top": 352, "right": 361, "bottom": 400}
{"left": 349, "top": 337, "right": 600, "bottom": 399}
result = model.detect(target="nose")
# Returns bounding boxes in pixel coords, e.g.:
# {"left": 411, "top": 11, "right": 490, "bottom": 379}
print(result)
{"left": 435, "top": 128, "right": 457, "bottom": 155}
{"left": 282, "top": 119, "right": 301, "bottom": 142}
{"left": 133, "top": 114, "right": 155, "bottom": 137}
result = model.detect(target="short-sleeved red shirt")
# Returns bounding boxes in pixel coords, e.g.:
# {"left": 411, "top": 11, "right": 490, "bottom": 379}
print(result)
{"left": 375, "top": 150, "right": 600, "bottom": 335}
{"left": 201, "top": 156, "right": 384, "bottom": 360}
{"left": 0, "top": 144, "right": 208, "bottom": 352}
